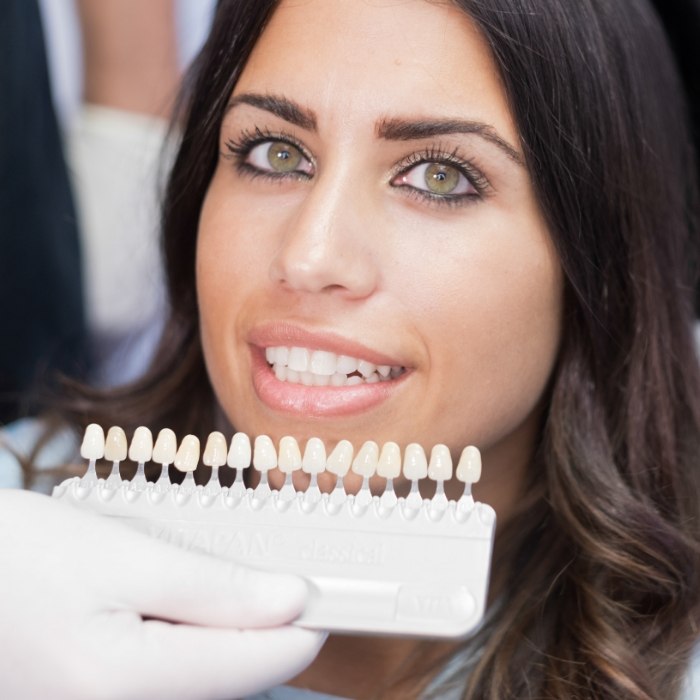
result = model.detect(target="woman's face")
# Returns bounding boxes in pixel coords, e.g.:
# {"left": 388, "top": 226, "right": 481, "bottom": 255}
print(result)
{"left": 197, "top": 0, "right": 563, "bottom": 513}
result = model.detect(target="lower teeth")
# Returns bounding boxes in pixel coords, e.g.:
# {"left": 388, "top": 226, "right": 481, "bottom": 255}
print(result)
{"left": 270, "top": 364, "right": 402, "bottom": 385}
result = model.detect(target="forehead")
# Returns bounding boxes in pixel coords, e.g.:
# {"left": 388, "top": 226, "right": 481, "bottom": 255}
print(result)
{"left": 234, "top": 0, "right": 518, "bottom": 143}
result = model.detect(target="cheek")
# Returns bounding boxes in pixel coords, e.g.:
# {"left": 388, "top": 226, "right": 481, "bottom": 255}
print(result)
{"left": 195, "top": 182, "right": 252, "bottom": 392}
{"left": 402, "top": 224, "right": 563, "bottom": 451}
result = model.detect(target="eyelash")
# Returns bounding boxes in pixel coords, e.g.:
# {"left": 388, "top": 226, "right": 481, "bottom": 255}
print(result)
{"left": 224, "top": 127, "right": 313, "bottom": 182}
{"left": 390, "top": 147, "right": 490, "bottom": 208}
{"left": 223, "top": 130, "right": 490, "bottom": 207}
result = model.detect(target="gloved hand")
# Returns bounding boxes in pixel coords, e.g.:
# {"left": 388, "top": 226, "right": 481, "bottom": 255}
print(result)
{"left": 0, "top": 489, "right": 325, "bottom": 700}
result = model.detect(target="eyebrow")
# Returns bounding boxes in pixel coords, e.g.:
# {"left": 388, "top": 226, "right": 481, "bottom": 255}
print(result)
{"left": 226, "top": 92, "right": 524, "bottom": 166}
{"left": 227, "top": 93, "right": 317, "bottom": 130}
{"left": 377, "top": 117, "right": 524, "bottom": 166}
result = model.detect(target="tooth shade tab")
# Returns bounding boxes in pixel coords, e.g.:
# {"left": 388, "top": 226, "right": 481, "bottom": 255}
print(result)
{"left": 128, "top": 426, "right": 153, "bottom": 463}
{"left": 174, "top": 435, "right": 200, "bottom": 472}
{"left": 326, "top": 440, "right": 353, "bottom": 476}
{"left": 303, "top": 437, "right": 327, "bottom": 475}
{"left": 253, "top": 435, "right": 277, "bottom": 472}
{"left": 456, "top": 446, "right": 482, "bottom": 484}
{"left": 152, "top": 428, "right": 177, "bottom": 465}
{"left": 377, "top": 442, "right": 401, "bottom": 479}
{"left": 104, "top": 426, "right": 127, "bottom": 462}
{"left": 80, "top": 423, "right": 105, "bottom": 460}
{"left": 278, "top": 436, "right": 302, "bottom": 473}
{"left": 428, "top": 444, "right": 453, "bottom": 481}
{"left": 203, "top": 431, "right": 227, "bottom": 468}
{"left": 352, "top": 441, "right": 379, "bottom": 478}
{"left": 403, "top": 443, "right": 428, "bottom": 481}
{"left": 227, "top": 432, "right": 252, "bottom": 469}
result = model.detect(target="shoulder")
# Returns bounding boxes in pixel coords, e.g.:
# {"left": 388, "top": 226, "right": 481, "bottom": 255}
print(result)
{"left": 681, "top": 644, "right": 700, "bottom": 700}
{"left": 0, "top": 418, "right": 78, "bottom": 492}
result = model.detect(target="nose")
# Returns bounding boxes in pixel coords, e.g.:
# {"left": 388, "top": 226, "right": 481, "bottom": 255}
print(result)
{"left": 269, "top": 173, "right": 379, "bottom": 299}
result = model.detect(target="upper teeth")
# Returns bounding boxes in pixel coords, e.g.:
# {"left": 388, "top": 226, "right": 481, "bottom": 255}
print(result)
{"left": 265, "top": 346, "right": 404, "bottom": 385}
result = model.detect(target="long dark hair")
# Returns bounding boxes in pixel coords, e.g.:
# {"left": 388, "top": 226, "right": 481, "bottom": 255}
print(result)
{"left": 66, "top": 0, "right": 700, "bottom": 697}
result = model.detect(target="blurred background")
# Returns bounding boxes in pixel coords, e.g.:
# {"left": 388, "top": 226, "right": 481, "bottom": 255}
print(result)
{"left": 0, "top": 0, "right": 215, "bottom": 422}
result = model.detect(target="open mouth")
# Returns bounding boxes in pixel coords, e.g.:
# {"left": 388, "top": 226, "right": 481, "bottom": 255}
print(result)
{"left": 265, "top": 345, "right": 407, "bottom": 386}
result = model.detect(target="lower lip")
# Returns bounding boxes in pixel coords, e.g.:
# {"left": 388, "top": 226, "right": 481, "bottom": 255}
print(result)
{"left": 250, "top": 348, "right": 406, "bottom": 418}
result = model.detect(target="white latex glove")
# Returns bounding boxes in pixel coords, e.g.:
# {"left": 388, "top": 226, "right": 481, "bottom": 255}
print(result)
{"left": 0, "top": 489, "right": 325, "bottom": 700}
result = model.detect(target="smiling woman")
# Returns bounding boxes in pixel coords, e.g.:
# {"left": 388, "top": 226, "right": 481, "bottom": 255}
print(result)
{"left": 18, "top": 0, "right": 700, "bottom": 698}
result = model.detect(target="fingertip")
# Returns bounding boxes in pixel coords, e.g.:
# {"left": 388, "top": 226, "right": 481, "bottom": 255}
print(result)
{"left": 253, "top": 571, "right": 310, "bottom": 619}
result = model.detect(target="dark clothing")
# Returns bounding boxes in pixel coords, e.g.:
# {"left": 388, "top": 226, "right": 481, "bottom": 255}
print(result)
{"left": 0, "top": 0, "right": 87, "bottom": 422}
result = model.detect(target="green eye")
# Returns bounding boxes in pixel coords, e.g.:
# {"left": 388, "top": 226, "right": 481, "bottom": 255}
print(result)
{"left": 240, "top": 138, "right": 312, "bottom": 177}
{"left": 266, "top": 141, "right": 303, "bottom": 172}
{"left": 395, "top": 160, "right": 477, "bottom": 199}
{"left": 424, "top": 163, "right": 461, "bottom": 195}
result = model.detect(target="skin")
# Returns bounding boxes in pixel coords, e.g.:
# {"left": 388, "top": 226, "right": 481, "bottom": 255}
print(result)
{"left": 196, "top": 0, "right": 563, "bottom": 694}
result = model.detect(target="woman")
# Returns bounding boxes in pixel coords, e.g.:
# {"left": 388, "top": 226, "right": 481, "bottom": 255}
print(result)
{"left": 3, "top": 0, "right": 700, "bottom": 698}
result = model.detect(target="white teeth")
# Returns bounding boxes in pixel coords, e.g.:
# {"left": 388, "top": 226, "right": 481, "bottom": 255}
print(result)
{"left": 278, "top": 436, "right": 302, "bottom": 473}
{"left": 456, "top": 445, "right": 481, "bottom": 484}
{"left": 153, "top": 428, "right": 177, "bottom": 465}
{"left": 326, "top": 440, "right": 354, "bottom": 476}
{"left": 303, "top": 437, "right": 326, "bottom": 474}
{"left": 80, "top": 423, "right": 105, "bottom": 460}
{"left": 174, "top": 434, "right": 200, "bottom": 472}
{"left": 309, "top": 350, "right": 337, "bottom": 375}
{"left": 104, "top": 426, "right": 127, "bottom": 462}
{"left": 377, "top": 442, "right": 402, "bottom": 479}
{"left": 428, "top": 444, "right": 453, "bottom": 481}
{"left": 129, "top": 426, "right": 153, "bottom": 463}
{"left": 352, "top": 441, "right": 379, "bottom": 477}
{"left": 403, "top": 443, "right": 428, "bottom": 481}
{"left": 357, "top": 360, "right": 377, "bottom": 378}
{"left": 253, "top": 435, "right": 277, "bottom": 472}
{"left": 276, "top": 346, "right": 290, "bottom": 365}
{"left": 266, "top": 345, "right": 404, "bottom": 386}
{"left": 336, "top": 355, "right": 359, "bottom": 374}
{"left": 203, "top": 431, "right": 227, "bottom": 468}
{"left": 227, "top": 432, "right": 251, "bottom": 469}
{"left": 288, "top": 347, "right": 310, "bottom": 372}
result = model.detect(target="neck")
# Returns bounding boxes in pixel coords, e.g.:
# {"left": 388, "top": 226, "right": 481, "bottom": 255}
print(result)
{"left": 290, "top": 635, "right": 457, "bottom": 699}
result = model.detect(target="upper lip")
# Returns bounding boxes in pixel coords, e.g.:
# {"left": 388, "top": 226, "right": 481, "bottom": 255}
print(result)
{"left": 249, "top": 322, "right": 409, "bottom": 368}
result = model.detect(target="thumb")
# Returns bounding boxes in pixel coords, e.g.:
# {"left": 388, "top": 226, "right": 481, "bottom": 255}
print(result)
{"left": 109, "top": 528, "right": 309, "bottom": 628}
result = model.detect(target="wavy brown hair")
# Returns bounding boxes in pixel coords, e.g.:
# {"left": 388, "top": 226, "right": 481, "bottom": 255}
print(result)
{"left": 61, "top": 0, "right": 700, "bottom": 697}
